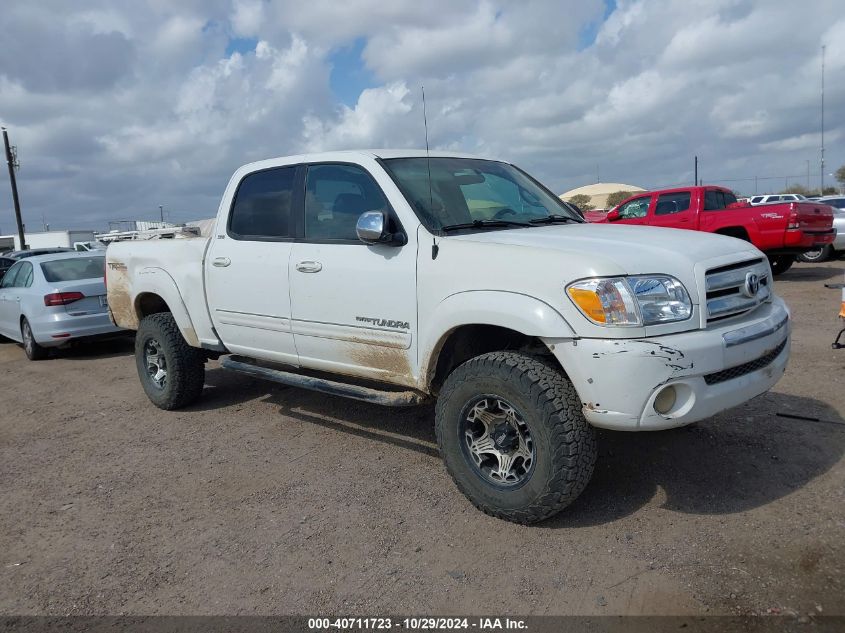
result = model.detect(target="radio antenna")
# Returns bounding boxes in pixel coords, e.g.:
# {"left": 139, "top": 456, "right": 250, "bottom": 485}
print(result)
{"left": 422, "top": 86, "right": 440, "bottom": 258}
{"left": 421, "top": 85, "right": 434, "bottom": 214}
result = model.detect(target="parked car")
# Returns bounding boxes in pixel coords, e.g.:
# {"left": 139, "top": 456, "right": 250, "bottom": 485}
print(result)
{"left": 0, "top": 251, "right": 124, "bottom": 360}
{"left": 5, "top": 247, "right": 75, "bottom": 259}
{"left": 588, "top": 185, "right": 835, "bottom": 274}
{"left": 798, "top": 196, "right": 845, "bottom": 262}
{"left": 106, "top": 150, "right": 791, "bottom": 524}
{"left": 749, "top": 194, "right": 807, "bottom": 205}
{"left": 0, "top": 257, "right": 15, "bottom": 282}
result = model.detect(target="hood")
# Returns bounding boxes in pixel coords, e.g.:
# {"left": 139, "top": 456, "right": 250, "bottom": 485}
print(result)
{"left": 449, "top": 224, "right": 760, "bottom": 271}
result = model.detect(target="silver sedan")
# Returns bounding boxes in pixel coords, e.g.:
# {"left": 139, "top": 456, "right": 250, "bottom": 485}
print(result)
{"left": 0, "top": 251, "right": 124, "bottom": 360}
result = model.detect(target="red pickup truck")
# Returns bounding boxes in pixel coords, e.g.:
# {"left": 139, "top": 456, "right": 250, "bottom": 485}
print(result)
{"left": 584, "top": 186, "right": 836, "bottom": 274}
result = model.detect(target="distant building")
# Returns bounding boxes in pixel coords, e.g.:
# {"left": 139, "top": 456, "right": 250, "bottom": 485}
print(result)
{"left": 560, "top": 182, "right": 646, "bottom": 210}
{"left": 0, "top": 229, "right": 97, "bottom": 252}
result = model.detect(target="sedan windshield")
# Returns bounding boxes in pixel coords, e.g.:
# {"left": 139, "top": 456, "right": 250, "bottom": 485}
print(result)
{"left": 381, "top": 157, "right": 581, "bottom": 232}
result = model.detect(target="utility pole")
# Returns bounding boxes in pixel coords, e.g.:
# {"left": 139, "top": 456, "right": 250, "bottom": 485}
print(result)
{"left": 159, "top": 205, "right": 164, "bottom": 223}
{"left": 694, "top": 156, "right": 698, "bottom": 186}
{"left": 806, "top": 160, "right": 810, "bottom": 190}
{"left": 820, "top": 44, "right": 825, "bottom": 193}
{"left": 2, "top": 127, "right": 25, "bottom": 250}
{"left": 754, "top": 175, "right": 758, "bottom": 194}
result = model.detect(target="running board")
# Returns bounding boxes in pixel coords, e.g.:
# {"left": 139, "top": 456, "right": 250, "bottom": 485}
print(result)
{"left": 219, "top": 355, "right": 427, "bottom": 407}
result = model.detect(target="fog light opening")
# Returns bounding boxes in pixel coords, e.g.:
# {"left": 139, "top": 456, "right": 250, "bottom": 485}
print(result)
{"left": 654, "top": 386, "right": 677, "bottom": 415}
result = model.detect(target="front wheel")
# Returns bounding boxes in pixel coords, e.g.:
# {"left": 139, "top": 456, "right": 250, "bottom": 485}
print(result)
{"left": 435, "top": 351, "right": 597, "bottom": 524}
{"left": 768, "top": 254, "right": 795, "bottom": 275}
{"left": 135, "top": 313, "right": 206, "bottom": 410}
{"left": 21, "top": 318, "right": 48, "bottom": 361}
{"left": 797, "top": 245, "right": 833, "bottom": 263}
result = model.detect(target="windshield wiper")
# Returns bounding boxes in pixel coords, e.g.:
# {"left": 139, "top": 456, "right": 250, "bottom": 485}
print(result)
{"left": 441, "top": 219, "right": 531, "bottom": 232}
{"left": 528, "top": 214, "right": 581, "bottom": 225}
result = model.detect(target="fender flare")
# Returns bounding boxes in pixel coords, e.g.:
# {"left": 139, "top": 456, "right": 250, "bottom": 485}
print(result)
{"left": 420, "top": 290, "right": 576, "bottom": 384}
{"left": 131, "top": 268, "right": 201, "bottom": 347}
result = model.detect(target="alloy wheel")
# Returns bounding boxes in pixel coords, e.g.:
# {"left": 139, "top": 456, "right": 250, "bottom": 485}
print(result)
{"left": 459, "top": 396, "right": 535, "bottom": 488}
{"left": 144, "top": 339, "right": 167, "bottom": 389}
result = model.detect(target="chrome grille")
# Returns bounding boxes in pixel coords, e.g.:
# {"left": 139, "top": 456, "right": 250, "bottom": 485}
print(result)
{"left": 705, "top": 258, "right": 771, "bottom": 322}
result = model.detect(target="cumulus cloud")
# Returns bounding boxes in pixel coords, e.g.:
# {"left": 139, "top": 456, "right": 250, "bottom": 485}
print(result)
{"left": 0, "top": 0, "right": 842, "bottom": 231}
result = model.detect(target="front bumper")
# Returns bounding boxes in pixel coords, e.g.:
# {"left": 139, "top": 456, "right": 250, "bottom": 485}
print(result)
{"left": 546, "top": 297, "right": 790, "bottom": 431}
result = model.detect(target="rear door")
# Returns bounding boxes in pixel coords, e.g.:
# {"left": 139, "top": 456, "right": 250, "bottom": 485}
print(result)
{"left": 288, "top": 162, "right": 417, "bottom": 387}
{"left": 648, "top": 190, "right": 695, "bottom": 229}
{"left": 205, "top": 165, "right": 302, "bottom": 365}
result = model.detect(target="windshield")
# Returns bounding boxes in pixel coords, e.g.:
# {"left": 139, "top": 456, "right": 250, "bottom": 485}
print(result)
{"left": 381, "top": 157, "right": 581, "bottom": 232}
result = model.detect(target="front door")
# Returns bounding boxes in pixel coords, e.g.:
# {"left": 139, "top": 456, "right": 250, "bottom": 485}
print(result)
{"left": 611, "top": 194, "right": 653, "bottom": 225}
{"left": 205, "top": 165, "right": 302, "bottom": 365}
{"left": 289, "top": 163, "right": 418, "bottom": 387}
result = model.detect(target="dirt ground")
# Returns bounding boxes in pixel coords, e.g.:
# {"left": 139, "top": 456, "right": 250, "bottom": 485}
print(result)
{"left": 1, "top": 260, "right": 843, "bottom": 617}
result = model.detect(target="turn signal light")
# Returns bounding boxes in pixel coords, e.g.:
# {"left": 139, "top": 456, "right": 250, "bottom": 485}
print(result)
{"left": 567, "top": 287, "right": 607, "bottom": 323}
{"left": 44, "top": 292, "right": 84, "bottom": 306}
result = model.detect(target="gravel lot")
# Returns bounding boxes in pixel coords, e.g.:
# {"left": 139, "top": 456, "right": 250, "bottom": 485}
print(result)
{"left": 1, "top": 260, "right": 843, "bottom": 617}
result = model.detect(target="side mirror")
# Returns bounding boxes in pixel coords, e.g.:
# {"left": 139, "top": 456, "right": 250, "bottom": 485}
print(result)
{"left": 356, "top": 211, "right": 406, "bottom": 246}
{"left": 606, "top": 209, "right": 620, "bottom": 221}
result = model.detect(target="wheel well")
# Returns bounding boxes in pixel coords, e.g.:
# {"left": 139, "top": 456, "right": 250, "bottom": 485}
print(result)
{"left": 135, "top": 293, "right": 171, "bottom": 319}
{"left": 429, "top": 325, "right": 556, "bottom": 395}
{"left": 715, "top": 226, "right": 750, "bottom": 242}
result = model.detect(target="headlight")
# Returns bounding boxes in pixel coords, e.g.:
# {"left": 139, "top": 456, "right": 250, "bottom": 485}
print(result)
{"left": 567, "top": 276, "right": 692, "bottom": 326}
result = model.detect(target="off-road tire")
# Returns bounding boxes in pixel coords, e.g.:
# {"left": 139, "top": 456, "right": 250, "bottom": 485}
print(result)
{"left": 768, "top": 254, "right": 795, "bottom": 275}
{"left": 435, "top": 351, "right": 597, "bottom": 524}
{"left": 135, "top": 313, "right": 205, "bottom": 410}
{"left": 797, "top": 245, "right": 833, "bottom": 264}
{"left": 21, "top": 318, "right": 48, "bottom": 361}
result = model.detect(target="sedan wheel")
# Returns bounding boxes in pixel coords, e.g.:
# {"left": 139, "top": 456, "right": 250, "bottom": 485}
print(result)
{"left": 21, "top": 318, "right": 48, "bottom": 361}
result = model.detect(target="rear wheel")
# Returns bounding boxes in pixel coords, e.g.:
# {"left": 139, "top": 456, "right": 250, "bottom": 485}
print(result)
{"left": 435, "top": 351, "right": 597, "bottom": 524}
{"left": 135, "top": 313, "right": 205, "bottom": 409}
{"left": 21, "top": 318, "right": 48, "bottom": 361}
{"left": 768, "top": 254, "right": 795, "bottom": 275}
{"left": 797, "top": 245, "right": 833, "bottom": 263}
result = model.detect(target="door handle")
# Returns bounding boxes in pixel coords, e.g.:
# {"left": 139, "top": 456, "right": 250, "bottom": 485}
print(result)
{"left": 296, "top": 261, "right": 323, "bottom": 273}
{"left": 212, "top": 257, "right": 231, "bottom": 267}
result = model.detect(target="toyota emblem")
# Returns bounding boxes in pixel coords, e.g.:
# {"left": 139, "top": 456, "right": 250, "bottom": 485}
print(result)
{"left": 743, "top": 272, "right": 760, "bottom": 298}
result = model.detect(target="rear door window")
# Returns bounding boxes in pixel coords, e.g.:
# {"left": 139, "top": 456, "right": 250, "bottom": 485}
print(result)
{"left": 655, "top": 191, "right": 691, "bottom": 215}
{"left": 229, "top": 166, "right": 298, "bottom": 240}
{"left": 704, "top": 190, "right": 735, "bottom": 210}
{"left": 16, "top": 261, "right": 33, "bottom": 287}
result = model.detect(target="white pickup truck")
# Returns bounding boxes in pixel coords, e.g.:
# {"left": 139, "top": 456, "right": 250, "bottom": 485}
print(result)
{"left": 107, "top": 150, "right": 791, "bottom": 523}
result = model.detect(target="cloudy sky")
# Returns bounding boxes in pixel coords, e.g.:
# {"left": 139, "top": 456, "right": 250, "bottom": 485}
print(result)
{"left": 0, "top": 0, "right": 843, "bottom": 231}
